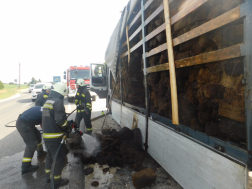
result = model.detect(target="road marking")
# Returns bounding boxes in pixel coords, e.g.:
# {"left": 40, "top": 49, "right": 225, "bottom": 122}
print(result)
{"left": 23, "top": 102, "right": 32, "bottom": 107}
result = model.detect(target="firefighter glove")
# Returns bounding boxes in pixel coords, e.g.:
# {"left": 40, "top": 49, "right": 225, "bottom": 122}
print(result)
{"left": 76, "top": 104, "right": 83, "bottom": 110}
{"left": 65, "top": 124, "right": 72, "bottom": 134}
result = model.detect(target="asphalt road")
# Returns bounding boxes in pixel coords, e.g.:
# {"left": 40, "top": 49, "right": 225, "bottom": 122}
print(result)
{"left": 0, "top": 89, "right": 107, "bottom": 188}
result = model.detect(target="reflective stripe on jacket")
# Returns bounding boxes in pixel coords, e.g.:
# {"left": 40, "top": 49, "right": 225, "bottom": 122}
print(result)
{"left": 35, "top": 90, "right": 49, "bottom": 106}
{"left": 75, "top": 86, "right": 92, "bottom": 111}
{"left": 42, "top": 91, "right": 69, "bottom": 141}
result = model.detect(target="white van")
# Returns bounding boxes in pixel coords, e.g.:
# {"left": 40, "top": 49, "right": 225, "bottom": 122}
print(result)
{"left": 29, "top": 84, "right": 35, "bottom": 93}
{"left": 31, "top": 83, "right": 48, "bottom": 102}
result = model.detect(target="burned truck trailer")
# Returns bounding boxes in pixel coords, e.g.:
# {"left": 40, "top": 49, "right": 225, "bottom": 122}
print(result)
{"left": 90, "top": 0, "right": 252, "bottom": 188}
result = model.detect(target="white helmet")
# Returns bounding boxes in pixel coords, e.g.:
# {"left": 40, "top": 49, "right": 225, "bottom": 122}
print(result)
{"left": 52, "top": 82, "right": 68, "bottom": 96}
{"left": 75, "top": 79, "right": 86, "bottom": 86}
{"left": 43, "top": 83, "right": 52, "bottom": 90}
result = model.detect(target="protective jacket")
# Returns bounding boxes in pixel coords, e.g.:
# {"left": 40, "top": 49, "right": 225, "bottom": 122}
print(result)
{"left": 42, "top": 91, "right": 69, "bottom": 141}
{"left": 20, "top": 106, "right": 43, "bottom": 125}
{"left": 75, "top": 86, "right": 92, "bottom": 113}
{"left": 35, "top": 90, "right": 49, "bottom": 106}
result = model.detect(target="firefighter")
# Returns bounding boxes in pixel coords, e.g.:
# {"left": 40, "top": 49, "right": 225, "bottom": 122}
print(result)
{"left": 35, "top": 83, "right": 52, "bottom": 106}
{"left": 16, "top": 106, "right": 47, "bottom": 174}
{"left": 42, "top": 82, "right": 73, "bottom": 187}
{"left": 74, "top": 79, "right": 92, "bottom": 134}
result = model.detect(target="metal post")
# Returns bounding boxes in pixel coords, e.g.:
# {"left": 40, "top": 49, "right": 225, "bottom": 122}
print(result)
{"left": 141, "top": 0, "right": 149, "bottom": 151}
{"left": 242, "top": 0, "right": 252, "bottom": 170}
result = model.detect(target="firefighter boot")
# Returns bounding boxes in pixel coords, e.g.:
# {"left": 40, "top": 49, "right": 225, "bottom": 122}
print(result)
{"left": 37, "top": 150, "right": 47, "bottom": 158}
{"left": 21, "top": 162, "right": 39, "bottom": 174}
{"left": 46, "top": 173, "right": 50, "bottom": 183}
{"left": 53, "top": 178, "right": 69, "bottom": 188}
{"left": 86, "top": 131, "right": 92, "bottom": 135}
{"left": 37, "top": 143, "right": 47, "bottom": 158}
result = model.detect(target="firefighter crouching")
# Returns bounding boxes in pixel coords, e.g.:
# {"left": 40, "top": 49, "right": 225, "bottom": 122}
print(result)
{"left": 74, "top": 79, "right": 92, "bottom": 134}
{"left": 42, "top": 82, "right": 74, "bottom": 188}
{"left": 16, "top": 106, "right": 47, "bottom": 174}
{"left": 35, "top": 83, "right": 53, "bottom": 106}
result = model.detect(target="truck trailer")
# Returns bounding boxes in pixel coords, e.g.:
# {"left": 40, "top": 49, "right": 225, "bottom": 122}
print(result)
{"left": 90, "top": 0, "right": 252, "bottom": 188}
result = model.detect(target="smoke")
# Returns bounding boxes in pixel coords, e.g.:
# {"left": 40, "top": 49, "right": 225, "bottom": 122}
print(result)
{"left": 82, "top": 134, "right": 100, "bottom": 157}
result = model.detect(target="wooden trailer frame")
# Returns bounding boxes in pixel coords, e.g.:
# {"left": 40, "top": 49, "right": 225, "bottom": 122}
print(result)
{"left": 115, "top": 0, "right": 252, "bottom": 169}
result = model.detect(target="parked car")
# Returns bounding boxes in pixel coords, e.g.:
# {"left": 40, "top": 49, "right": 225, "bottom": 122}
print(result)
{"left": 29, "top": 84, "right": 35, "bottom": 93}
{"left": 31, "top": 83, "right": 48, "bottom": 102}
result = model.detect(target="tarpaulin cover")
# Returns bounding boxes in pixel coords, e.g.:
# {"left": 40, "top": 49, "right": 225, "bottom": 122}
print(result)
{"left": 104, "top": 0, "right": 139, "bottom": 79}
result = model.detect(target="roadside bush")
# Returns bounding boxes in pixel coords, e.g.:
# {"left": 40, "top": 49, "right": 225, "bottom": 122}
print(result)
{"left": 0, "top": 80, "right": 4, "bottom": 90}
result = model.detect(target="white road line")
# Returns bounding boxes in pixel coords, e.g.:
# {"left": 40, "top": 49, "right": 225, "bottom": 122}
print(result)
{"left": 23, "top": 102, "right": 32, "bottom": 107}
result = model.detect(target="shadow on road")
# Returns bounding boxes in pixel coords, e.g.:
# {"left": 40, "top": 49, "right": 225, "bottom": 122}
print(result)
{"left": 17, "top": 99, "right": 33, "bottom": 103}
{"left": 0, "top": 129, "right": 50, "bottom": 189}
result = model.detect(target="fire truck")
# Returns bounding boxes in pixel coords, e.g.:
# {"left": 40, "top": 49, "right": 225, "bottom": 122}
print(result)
{"left": 64, "top": 66, "right": 97, "bottom": 102}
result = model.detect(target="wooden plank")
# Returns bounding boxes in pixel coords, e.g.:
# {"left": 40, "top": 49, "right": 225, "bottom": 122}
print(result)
{"left": 121, "top": 50, "right": 128, "bottom": 58}
{"left": 131, "top": 40, "right": 143, "bottom": 53}
{"left": 122, "top": 41, "right": 127, "bottom": 48}
{"left": 146, "top": 23, "right": 166, "bottom": 42}
{"left": 146, "top": 63, "right": 170, "bottom": 73}
{"left": 163, "top": 0, "right": 179, "bottom": 125}
{"left": 121, "top": 40, "right": 143, "bottom": 58}
{"left": 128, "top": 0, "right": 154, "bottom": 30}
{"left": 146, "top": 5, "right": 241, "bottom": 58}
{"left": 219, "top": 102, "right": 245, "bottom": 122}
{"left": 176, "top": 44, "right": 241, "bottom": 68}
{"left": 129, "top": 12, "right": 141, "bottom": 30}
{"left": 173, "top": 6, "right": 241, "bottom": 46}
{"left": 144, "top": 0, "right": 154, "bottom": 10}
{"left": 145, "top": 3, "right": 164, "bottom": 26}
{"left": 122, "top": 0, "right": 154, "bottom": 48}
{"left": 146, "top": 43, "right": 167, "bottom": 57}
{"left": 143, "top": 0, "right": 209, "bottom": 55}
{"left": 171, "top": 0, "right": 208, "bottom": 25}
{"left": 126, "top": 25, "right": 131, "bottom": 62}
{"left": 146, "top": 44, "right": 242, "bottom": 73}
{"left": 122, "top": 0, "right": 173, "bottom": 48}
{"left": 122, "top": 25, "right": 141, "bottom": 48}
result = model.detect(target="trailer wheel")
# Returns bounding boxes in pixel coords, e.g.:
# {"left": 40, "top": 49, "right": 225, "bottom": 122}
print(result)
{"left": 68, "top": 97, "right": 74, "bottom": 103}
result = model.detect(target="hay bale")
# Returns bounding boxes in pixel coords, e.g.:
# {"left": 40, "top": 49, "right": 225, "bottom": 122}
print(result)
{"left": 218, "top": 102, "right": 245, "bottom": 122}
{"left": 132, "top": 168, "right": 157, "bottom": 189}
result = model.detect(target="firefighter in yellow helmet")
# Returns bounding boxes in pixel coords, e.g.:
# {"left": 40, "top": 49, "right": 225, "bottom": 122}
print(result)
{"left": 42, "top": 82, "right": 73, "bottom": 187}
{"left": 35, "top": 83, "right": 52, "bottom": 106}
{"left": 74, "top": 79, "right": 92, "bottom": 134}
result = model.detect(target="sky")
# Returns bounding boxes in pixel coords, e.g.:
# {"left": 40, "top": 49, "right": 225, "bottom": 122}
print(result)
{"left": 0, "top": 0, "right": 129, "bottom": 84}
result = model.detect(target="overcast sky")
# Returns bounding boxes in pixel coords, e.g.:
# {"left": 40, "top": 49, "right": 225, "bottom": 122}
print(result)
{"left": 0, "top": 0, "right": 128, "bottom": 83}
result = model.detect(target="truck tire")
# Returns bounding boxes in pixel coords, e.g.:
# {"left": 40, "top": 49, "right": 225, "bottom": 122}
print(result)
{"left": 68, "top": 97, "right": 74, "bottom": 103}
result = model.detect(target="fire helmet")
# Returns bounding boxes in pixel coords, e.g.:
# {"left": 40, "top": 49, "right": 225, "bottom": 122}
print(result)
{"left": 75, "top": 79, "right": 86, "bottom": 87}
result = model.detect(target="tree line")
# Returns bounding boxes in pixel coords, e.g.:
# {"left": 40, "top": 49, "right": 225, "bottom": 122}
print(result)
{"left": 0, "top": 77, "right": 42, "bottom": 90}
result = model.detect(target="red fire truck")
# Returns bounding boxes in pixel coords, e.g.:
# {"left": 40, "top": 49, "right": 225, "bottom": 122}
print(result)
{"left": 64, "top": 66, "right": 96, "bottom": 102}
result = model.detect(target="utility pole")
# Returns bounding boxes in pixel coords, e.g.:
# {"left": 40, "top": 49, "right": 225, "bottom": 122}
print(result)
{"left": 19, "top": 63, "right": 20, "bottom": 89}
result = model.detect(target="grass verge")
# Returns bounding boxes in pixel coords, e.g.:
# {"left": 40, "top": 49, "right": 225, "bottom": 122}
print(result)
{"left": 0, "top": 84, "right": 29, "bottom": 100}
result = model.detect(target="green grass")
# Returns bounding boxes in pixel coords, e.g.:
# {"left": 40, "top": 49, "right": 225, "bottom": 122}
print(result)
{"left": 0, "top": 84, "right": 29, "bottom": 100}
